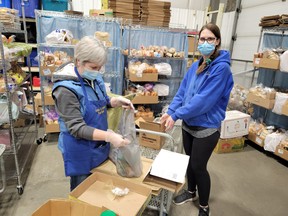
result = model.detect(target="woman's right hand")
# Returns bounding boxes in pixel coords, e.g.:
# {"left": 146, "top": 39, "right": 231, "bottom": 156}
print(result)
{"left": 105, "top": 129, "right": 130, "bottom": 147}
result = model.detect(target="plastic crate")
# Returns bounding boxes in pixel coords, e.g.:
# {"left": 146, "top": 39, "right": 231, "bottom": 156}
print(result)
{"left": 0, "top": 0, "right": 12, "bottom": 8}
{"left": 12, "top": 0, "right": 40, "bottom": 18}
{"left": 42, "top": 0, "right": 68, "bottom": 12}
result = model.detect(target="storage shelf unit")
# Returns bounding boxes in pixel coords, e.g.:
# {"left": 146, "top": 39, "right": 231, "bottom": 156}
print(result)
{"left": 123, "top": 25, "right": 188, "bottom": 114}
{"left": 35, "top": 10, "right": 125, "bottom": 135}
{"left": 0, "top": 4, "right": 38, "bottom": 195}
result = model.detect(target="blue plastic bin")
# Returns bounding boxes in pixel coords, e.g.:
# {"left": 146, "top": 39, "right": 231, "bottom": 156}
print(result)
{"left": 0, "top": 0, "right": 12, "bottom": 8}
{"left": 42, "top": 0, "right": 68, "bottom": 12}
{"left": 25, "top": 49, "right": 38, "bottom": 67}
{"left": 12, "top": 0, "right": 40, "bottom": 18}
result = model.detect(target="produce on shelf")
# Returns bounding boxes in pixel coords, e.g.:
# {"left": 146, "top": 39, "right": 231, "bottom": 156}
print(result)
{"left": 123, "top": 45, "right": 185, "bottom": 58}
{"left": 94, "top": 31, "right": 112, "bottom": 47}
{"left": 228, "top": 84, "right": 251, "bottom": 114}
{"left": 128, "top": 61, "right": 158, "bottom": 77}
{"left": 128, "top": 83, "right": 158, "bottom": 96}
{"left": 40, "top": 51, "right": 73, "bottom": 67}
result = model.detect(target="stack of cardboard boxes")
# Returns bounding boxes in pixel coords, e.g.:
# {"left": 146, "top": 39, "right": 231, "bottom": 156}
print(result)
{"left": 141, "top": 0, "right": 171, "bottom": 27}
{"left": 108, "top": 0, "right": 171, "bottom": 27}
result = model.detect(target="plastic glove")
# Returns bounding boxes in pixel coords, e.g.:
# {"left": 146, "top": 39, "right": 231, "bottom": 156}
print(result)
{"left": 164, "top": 116, "right": 175, "bottom": 131}
{"left": 105, "top": 129, "right": 131, "bottom": 147}
{"left": 160, "top": 113, "right": 170, "bottom": 124}
{"left": 115, "top": 96, "right": 134, "bottom": 110}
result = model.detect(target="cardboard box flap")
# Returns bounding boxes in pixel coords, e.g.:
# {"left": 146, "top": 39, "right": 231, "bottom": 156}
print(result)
{"left": 139, "top": 120, "right": 165, "bottom": 132}
{"left": 149, "top": 149, "right": 189, "bottom": 183}
{"left": 91, "top": 157, "right": 160, "bottom": 193}
{"left": 32, "top": 199, "right": 103, "bottom": 216}
{"left": 143, "top": 170, "right": 184, "bottom": 193}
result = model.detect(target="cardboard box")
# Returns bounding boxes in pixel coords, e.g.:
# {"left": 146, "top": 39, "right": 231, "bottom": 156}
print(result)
{"left": 92, "top": 157, "right": 185, "bottom": 194}
{"left": 281, "top": 101, "right": 288, "bottom": 116}
{"left": 40, "top": 66, "right": 57, "bottom": 76}
{"left": 34, "top": 93, "right": 42, "bottom": 108}
{"left": 274, "top": 145, "right": 288, "bottom": 161}
{"left": 214, "top": 137, "right": 245, "bottom": 153}
{"left": 139, "top": 120, "right": 165, "bottom": 150}
{"left": 248, "top": 132, "right": 265, "bottom": 147}
{"left": 253, "top": 57, "right": 280, "bottom": 69}
{"left": 132, "top": 95, "right": 158, "bottom": 104}
{"left": 246, "top": 93, "right": 275, "bottom": 109}
{"left": 89, "top": 9, "right": 113, "bottom": 17}
{"left": 220, "top": 110, "right": 250, "bottom": 139}
{"left": 70, "top": 171, "right": 151, "bottom": 216}
{"left": 44, "top": 95, "right": 55, "bottom": 105}
{"left": 32, "top": 199, "right": 104, "bottom": 216}
{"left": 128, "top": 71, "right": 158, "bottom": 82}
{"left": 45, "top": 123, "right": 60, "bottom": 133}
{"left": 188, "top": 36, "right": 196, "bottom": 53}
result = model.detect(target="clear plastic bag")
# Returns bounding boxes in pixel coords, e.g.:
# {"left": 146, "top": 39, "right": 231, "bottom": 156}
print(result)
{"left": 0, "top": 96, "right": 19, "bottom": 125}
{"left": 109, "top": 109, "right": 143, "bottom": 177}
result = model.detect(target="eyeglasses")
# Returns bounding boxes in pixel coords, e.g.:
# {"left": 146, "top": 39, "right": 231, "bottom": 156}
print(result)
{"left": 198, "top": 37, "right": 217, "bottom": 44}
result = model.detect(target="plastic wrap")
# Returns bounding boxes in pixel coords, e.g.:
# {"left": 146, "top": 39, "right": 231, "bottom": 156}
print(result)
{"left": 109, "top": 109, "right": 143, "bottom": 177}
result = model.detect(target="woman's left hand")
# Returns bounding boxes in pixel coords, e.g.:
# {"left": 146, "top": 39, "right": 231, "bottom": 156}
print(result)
{"left": 165, "top": 116, "right": 175, "bottom": 131}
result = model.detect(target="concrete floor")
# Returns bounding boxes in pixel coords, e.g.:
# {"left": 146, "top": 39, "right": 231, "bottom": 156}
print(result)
{"left": 1, "top": 134, "right": 288, "bottom": 216}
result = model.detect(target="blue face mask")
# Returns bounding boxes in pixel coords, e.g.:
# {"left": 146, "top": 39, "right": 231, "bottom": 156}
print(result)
{"left": 197, "top": 42, "right": 215, "bottom": 56}
{"left": 82, "top": 69, "right": 101, "bottom": 80}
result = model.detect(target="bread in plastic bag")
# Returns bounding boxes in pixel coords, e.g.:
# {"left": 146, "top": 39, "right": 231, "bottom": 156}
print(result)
{"left": 109, "top": 109, "right": 142, "bottom": 177}
{"left": 45, "top": 29, "right": 73, "bottom": 44}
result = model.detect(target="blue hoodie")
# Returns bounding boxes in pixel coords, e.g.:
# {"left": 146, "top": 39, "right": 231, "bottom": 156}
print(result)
{"left": 167, "top": 50, "right": 234, "bottom": 128}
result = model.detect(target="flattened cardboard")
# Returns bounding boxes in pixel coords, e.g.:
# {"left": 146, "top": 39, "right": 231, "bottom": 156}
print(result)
{"left": 70, "top": 172, "right": 151, "bottom": 216}
{"left": 32, "top": 199, "right": 103, "bottom": 216}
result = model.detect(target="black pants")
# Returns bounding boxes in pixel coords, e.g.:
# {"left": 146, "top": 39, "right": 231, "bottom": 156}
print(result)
{"left": 182, "top": 128, "right": 220, "bottom": 206}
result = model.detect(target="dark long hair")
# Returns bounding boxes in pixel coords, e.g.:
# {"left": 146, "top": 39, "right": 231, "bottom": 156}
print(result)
{"left": 197, "top": 23, "right": 221, "bottom": 74}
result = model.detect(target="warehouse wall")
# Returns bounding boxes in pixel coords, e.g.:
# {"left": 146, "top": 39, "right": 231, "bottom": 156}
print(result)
{"left": 231, "top": 0, "right": 288, "bottom": 88}
{"left": 232, "top": 0, "right": 288, "bottom": 61}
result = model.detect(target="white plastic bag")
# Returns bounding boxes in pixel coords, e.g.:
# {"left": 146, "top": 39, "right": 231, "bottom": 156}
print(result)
{"left": 153, "top": 84, "right": 169, "bottom": 96}
{"left": 0, "top": 98, "right": 19, "bottom": 125}
{"left": 272, "top": 92, "right": 288, "bottom": 115}
{"left": 154, "top": 63, "right": 172, "bottom": 76}
{"left": 280, "top": 50, "right": 288, "bottom": 72}
{"left": 45, "top": 29, "right": 73, "bottom": 44}
{"left": 264, "top": 132, "right": 285, "bottom": 152}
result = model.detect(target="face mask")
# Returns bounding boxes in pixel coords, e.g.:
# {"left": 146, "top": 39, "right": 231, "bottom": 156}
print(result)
{"left": 197, "top": 42, "right": 215, "bottom": 56}
{"left": 82, "top": 69, "right": 101, "bottom": 80}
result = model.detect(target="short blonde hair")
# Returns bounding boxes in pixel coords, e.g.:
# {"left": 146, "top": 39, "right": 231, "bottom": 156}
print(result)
{"left": 74, "top": 36, "right": 107, "bottom": 66}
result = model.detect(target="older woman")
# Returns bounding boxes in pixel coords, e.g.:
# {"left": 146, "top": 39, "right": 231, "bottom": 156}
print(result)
{"left": 52, "top": 36, "right": 133, "bottom": 191}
